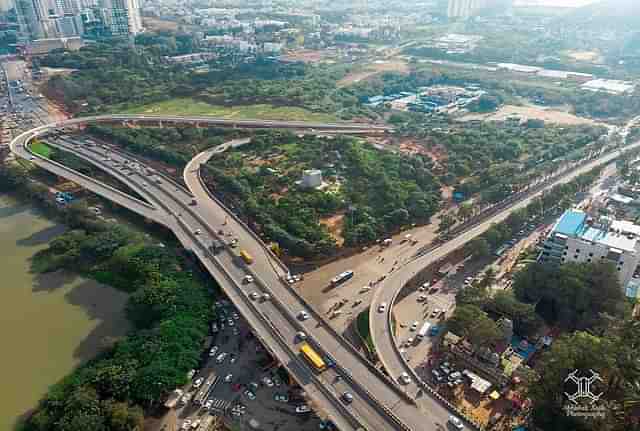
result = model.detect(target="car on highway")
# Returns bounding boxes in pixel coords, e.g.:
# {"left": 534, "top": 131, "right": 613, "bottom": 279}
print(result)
{"left": 243, "top": 275, "right": 254, "bottom": 284}
{"left": 249, "top": 292, "right": 260, "bottom": 300}
{"left": 295, "top": 405, "right": 311, "bottom": 414}
{"left": 410, "top": 321, "right": 419, "bottom": 331}
{"left": 194, "top": 229, "right": 202, "bottom": 235}
{"left": 378, "top": 302, "right": 387, "bottom": 313}
{"left": 296, "top": 331, "right": 307, "bottom": 342}
{"left": 298, "top": 310, "right": 310, "bottom": 321}
{"left": 399, "top": 372, "right": 411, "bottom": 385}
{"left": 419, "top": 282, "right": 430, "bottom": 291}
{"left": 262, "top": 293, "right": 271, "bottom": 301}
{"left": 417, "top": 294, "right": 428, "bottom": 302}
{"left": 448, "top": 415, "right": 464, "bottom": 430}
{"left": 341, "top": 392, "right": 354, "bottom": 404}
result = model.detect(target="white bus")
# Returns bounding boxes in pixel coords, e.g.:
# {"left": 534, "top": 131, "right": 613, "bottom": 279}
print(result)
{"left": 330, "top": 270, "right": 354, "bottom": 287}
{"left": 417, "top": 322, "right": 431, "bottom": 340}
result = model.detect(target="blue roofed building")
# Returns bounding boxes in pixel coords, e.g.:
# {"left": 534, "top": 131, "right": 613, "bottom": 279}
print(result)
{"left": 539, "top": 210, "right": 640, "bottom": 291}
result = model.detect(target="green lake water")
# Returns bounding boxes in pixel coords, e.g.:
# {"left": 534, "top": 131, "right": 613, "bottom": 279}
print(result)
{"left": 0, "top": 195, "right": 130, "bottom": 430}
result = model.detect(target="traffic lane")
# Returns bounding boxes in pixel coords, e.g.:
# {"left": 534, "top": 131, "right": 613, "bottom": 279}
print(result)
{"left": 369, "top": 142, "right": 640, "bottom": 420}
{"left": 185, "top": 150, "right": 423, "bottom": 428}
{"left": 14, "top": 138, "right": 169, "bottom": 225}
{"left": 213, "top": 251, "right": 398, "bottom": 431}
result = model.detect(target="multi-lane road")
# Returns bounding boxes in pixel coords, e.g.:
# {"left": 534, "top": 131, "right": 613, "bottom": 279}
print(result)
{"left": 11, "top": 115, "right": 638, "bottom": 431}
{"left": 11, "top": 119, "right": 421, "bottom": 431}
{"left": 369, "top": 137, "right": 640, "bottom": 424}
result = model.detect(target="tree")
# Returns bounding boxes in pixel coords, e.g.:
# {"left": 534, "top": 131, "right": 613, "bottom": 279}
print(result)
{"left": 447, "top": 305, "right": 501, "bottom": 347}
{"left": 457, "top": 202, "right": 474, "bottom": 221}
{"left": 466, "top": 238, "right": 490, "bottom": 259}
{"left": 438, "top": 213, "right": 457, "bottom": 234}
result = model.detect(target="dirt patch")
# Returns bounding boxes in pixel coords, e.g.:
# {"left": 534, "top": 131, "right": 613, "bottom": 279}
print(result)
{"left": 279, "top": 49, "right": 333, "bottom": 64}
{"left": 338, "top": 59, "right": 410, "bottom": 87}
{"left": 320, "top": 213, "right": 345, "bottom": 246}
{"left": 143, "top": 17, "right": 179, "bottom": 32}
{"left": 459, "top": 104, "right": 607, "bottom": 126}
{"left": 566, "top": 50, "right": 602, "bottom": 63}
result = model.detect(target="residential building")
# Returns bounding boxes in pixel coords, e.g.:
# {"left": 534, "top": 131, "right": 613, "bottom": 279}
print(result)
{"left": 539, "top": 210, "right": 640, "bottom": 289}
{"left": 300, "top": 169, "right": 323, "bottom": 189}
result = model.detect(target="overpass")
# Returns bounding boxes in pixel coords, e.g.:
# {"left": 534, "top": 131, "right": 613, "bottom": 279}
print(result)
{"left": 369, "top": 138, "right": 640, "bottom": 428}
{"left": 10, "top": 116, "right": 430, "bottom": 431}
{"left": 13, "top": 115, "right": 633, "bottom": 431}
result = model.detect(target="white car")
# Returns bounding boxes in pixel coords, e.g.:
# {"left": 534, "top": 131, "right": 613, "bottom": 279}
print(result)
{"left": 192, "top": 377, "right": 204, "bottom": 388}
{"left": 378, "top": 302, "right": 387, "bottom": 313}
{"left": 224, "top": 373, "right": 233, "bottom": 383}
{"left": 204, "top": 399, "right": 213, "bottom": 410}
{"left": 243, "top": 275, "right": 254, "bottom": 284}
{"left": 399, "top": 372, "right": 411, "bottom": 385}
{"left": 448, "top": 415, "right": 464, "bottom": 430}
{"left": 410, "top": 321, "right": 419, "bottom": 331}
{"left": 180, "top": 419, "right": 192, "bottom": 430}
{"left": 209, "top": 346, "right": 219, "bottom": 356}
{"left": 298, "top": 311, "right": 310, "bottom": 321}
{"left": 360, "top": 286, "right": 371, "bottom": 293}
{"left": 249, "top": 292, "right": 260, "bottom": 300}
{"left": 296, "top": 331, "right": 307, "bottom": 342}
{"left": 262, "top": 376, "right": 274, "bottom": 387}
{"left": 194, "top": 229, "right": 202, "bottom": 235}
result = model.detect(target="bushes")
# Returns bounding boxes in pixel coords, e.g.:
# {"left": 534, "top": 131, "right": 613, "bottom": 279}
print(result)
{"left": 23, "top": 220, "right": 213, "bottom": 430}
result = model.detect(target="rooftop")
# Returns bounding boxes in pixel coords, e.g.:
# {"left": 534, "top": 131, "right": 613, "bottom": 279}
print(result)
{"left": 552, "top": 210, "right": 640, "bottom": 253}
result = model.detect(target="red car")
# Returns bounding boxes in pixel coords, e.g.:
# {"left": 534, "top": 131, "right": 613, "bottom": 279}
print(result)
{"left": 232, "top": 383, "right": 243, "bottom": 392}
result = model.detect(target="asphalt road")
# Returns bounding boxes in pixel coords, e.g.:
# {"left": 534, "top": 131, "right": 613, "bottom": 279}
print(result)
{"left": 369, "top": 138, "right": 640, "bottom": 428}
{"left": 11, "top": 126, "right": 414, "bottom": 431}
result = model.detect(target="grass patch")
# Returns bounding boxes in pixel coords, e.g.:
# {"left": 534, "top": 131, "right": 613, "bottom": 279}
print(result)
{"left": 356, "top": 308, "right": 376, "bottom": 356}
{"left": 122, "top": 98, "right": 339, "bottom": 122}
{"left": 30, "top": 141, "right": 53, "bottom": 158}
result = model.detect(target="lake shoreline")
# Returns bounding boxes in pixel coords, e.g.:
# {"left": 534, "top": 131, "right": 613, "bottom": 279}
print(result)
{"left": 0, "top": 194, "right": 130, "bottom": 431}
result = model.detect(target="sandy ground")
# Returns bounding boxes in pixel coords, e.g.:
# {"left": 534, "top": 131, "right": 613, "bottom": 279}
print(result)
{"left": 565, "top": 49, "right": 602, "bottom": 63}
{"left": 143, "top": 17, "right": 180, "bottom": 32}
{"left": 338, "top": 59, "right": 410, "bottom": 87}
{"left": 279, "top": 49, "right": 334, "bottom": 64}
{"left": 459, "top": 104, "right": 605, "bottom": 126}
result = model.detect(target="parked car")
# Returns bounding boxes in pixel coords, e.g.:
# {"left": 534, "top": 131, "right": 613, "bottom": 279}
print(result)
{"left": 341, "top": 392, "right": 354, "bottom": 404}
{"left": 193, "top": 377, "right": 204, "bottom": 389}
{"left": 244, "top": 390, "right": 256, "bottom": 400}
{"left": 399, "top": 372, "right": 411, "bottom": 385}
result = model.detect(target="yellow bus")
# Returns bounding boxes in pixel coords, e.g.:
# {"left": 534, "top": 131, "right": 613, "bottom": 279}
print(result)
{"left": 240, "top": 250, "right": 254, "bottom": 265}
{"left": 300, "top": 342, "right": 326, "bottom": 372}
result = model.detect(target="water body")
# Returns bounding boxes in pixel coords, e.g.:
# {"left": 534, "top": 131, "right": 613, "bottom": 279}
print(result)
{"left": 0, "top": 195, "right": 130, "bottom": 431}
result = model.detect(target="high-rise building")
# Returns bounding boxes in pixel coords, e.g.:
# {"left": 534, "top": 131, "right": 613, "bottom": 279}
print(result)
{"left": 539, "top": 210, "right": 640, "bottom": 290}
{"left": 99, "top": 0, "right": 141, "bottom": 36}
{"left": 447, "top": 0, "right": 511, "bottom": 19}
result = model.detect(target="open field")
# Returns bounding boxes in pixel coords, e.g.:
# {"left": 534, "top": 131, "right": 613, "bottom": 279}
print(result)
{"left": 565, "top": 49, "right": 603, "bottom": 63}
{"left": 123, "top": 98, "right": 339, "bottom": 122}
{"left": 338, "top": 59, "right": 410, "bottom": 87}
{"left": 459, "top": 104, "right": 606, "bottom": 126}
{"left": 142, "top": 17, "right": 180, "bottom": 32}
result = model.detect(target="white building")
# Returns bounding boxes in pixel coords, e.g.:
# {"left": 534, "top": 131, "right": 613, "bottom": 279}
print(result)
{"left": 581, "top": 79, "right": 635, "bottom": 95}
{"left": 540, "top": 210, "right": 640, "bottom": 289}
{"left": 300, "top": 169, "right": 323, "bottom": 189}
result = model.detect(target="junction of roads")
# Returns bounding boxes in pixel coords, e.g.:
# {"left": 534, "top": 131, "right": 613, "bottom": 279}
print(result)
{"left": 10, "top": 114, "right": 639, "bottom": 431}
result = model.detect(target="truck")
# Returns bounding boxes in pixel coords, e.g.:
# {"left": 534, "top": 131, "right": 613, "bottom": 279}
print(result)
{"left": 417, "top": 322, "right": 431, "bottom": 340}
{"left": 330, "top": 270, "right": 354, "bottom": 287}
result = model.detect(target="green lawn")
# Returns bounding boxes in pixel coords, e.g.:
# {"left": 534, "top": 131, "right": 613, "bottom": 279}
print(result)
{"left": 122, "top": 98, "right": 339, "bottom": 122}
{"left": 30, "top": 141, "right": 53, "bottom": 158}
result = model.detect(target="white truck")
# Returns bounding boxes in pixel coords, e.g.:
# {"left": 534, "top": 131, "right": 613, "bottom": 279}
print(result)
{"left": 417, "top": 322, "right": 431, "bottom": 340}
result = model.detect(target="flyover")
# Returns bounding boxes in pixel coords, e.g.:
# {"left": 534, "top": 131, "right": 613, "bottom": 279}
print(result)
{"left": 10, "top": 116, "right": 427, "bottom": 431}
{"left": 14, "top": 114, "right": 633, "bottom": 431}
{"left": 369, "top": 138, "right": 640, "bottom": 427}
